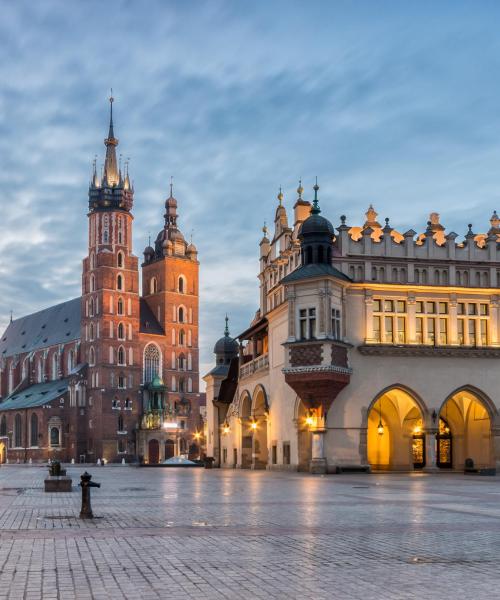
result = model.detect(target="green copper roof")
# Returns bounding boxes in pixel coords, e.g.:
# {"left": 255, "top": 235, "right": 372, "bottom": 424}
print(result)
{"left": 0, "top": 378, "right": 70, "bottom": 411}
{"left": 281, "top": 263, "right": 351, "bottom": 284}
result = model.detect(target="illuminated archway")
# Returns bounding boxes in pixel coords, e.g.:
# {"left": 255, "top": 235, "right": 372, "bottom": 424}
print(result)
{"left": 367, "top": 386, "right": 427, "bottom": 471}
{"left": 239, "top": 391, "right": 252, "bottom": 469}
{"left": 251, "top": 385, "right": 268, "bottom": 469}
{"left": 438, "top": 387, "right": 494, "bottom": 470}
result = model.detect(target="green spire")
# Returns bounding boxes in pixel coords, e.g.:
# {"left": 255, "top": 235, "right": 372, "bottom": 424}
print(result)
{"left": 311, "top": 177, "right": 321, "bottom": 214}
{"left": 224, "top": 314, "right": 230, "bottom": 337}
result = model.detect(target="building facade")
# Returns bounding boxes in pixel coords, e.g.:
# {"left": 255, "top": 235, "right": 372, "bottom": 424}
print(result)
{"left": 0, "top": 98, "right": 203, "bottom": 464}
{"left": 206, "top": 181, "right": 500, "bottom": 473}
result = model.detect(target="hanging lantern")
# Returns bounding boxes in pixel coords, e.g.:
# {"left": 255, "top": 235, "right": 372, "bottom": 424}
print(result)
{"left": 377, "top": 399, "right": 384, "bottom": 435}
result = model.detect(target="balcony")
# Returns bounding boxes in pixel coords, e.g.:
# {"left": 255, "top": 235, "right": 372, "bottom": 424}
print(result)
{"left": 239, "top": 353, "right": 269, "bottom": 379}
{"left": 282, "top": 339, "right": 352, "bottom": 411}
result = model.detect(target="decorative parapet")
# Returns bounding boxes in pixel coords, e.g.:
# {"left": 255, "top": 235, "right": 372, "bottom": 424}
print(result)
{"left": 239, "top": 353, "right": 269, "bottom": 379}
{"left": 358, "top": 344, "right": 500, "bottom": 358}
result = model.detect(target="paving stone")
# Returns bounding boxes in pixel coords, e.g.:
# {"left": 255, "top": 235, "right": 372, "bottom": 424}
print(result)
{"left": 0, "top": 466, "right": 499, "bottom": 597}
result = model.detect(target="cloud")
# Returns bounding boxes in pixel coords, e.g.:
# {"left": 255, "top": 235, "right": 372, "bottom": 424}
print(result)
{"left": 2, "top": 0, "right": 500, "bottom": 383}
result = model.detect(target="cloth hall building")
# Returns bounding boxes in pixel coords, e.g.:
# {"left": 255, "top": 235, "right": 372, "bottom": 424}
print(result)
{"left": 0, "top": 99, "right": 202, "bottom": 465}
{"left": 206, "top": 182, "right": 500, "bottom": 474}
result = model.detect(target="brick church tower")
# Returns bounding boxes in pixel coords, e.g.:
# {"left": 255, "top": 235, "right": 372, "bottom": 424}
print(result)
{"left": 81, "top": 95, "right": 141, "bottom": 460}
{"left": 140, "top": 183, "right": 201, "bottom": 461}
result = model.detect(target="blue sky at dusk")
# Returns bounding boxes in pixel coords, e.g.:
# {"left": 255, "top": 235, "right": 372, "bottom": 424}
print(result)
{"left": 2, "top": 0, "right": 500, "bottom": 378}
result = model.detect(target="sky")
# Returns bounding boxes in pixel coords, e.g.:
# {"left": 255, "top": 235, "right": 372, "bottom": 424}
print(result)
{"left": 2, "top": 0, "right": 500, "bottom": 382}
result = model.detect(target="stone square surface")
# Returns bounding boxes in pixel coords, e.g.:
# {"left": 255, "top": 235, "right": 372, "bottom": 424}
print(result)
{"left": 0, "top": 466, "right": 499, "bottom": 598}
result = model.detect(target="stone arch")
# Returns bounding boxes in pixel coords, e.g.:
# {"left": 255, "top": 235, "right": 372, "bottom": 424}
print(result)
{"left": 251, "top": 384, "right": 269, "bottom": 416}
{"left": 366, "top": 385, "right": 428, "bottom": 471}
{"left": 438, "top": 385, "right": 496, "bottom": 469}
{"left": 238, "top": 390, "right": 252, "bottom": 418}
{"left": 438, "top": 385, "right": 497, "bottom": 421}
{"left": 363, "top": 384, "right": 429, "bottom": 428}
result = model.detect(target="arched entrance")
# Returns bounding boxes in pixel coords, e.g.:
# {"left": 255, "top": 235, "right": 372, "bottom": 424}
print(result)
{"left": 251, "top": 386, "right": 268, "bottom": 469}
{"left": 296, "top": 399, "right": 312, "bottom": 472}
{"left": 148, "top": 439, "right": 159, "bottom": 464}
{"left": 0, "top": 442, "right": 5, "bottom": 464}
{"left": 438, "top": 388, "right": 493, "bottom": 470}
{"left": 367, "top": 386, "right": 426, "bottom": 471}
{"left": 164, "top": 439, "right": 175, "bottom": 460}
{"left": 240, "top": 392, "right": 252, "bottom": 469}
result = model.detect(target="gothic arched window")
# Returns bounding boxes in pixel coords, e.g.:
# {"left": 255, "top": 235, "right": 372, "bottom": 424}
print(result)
{"left": 89, "top": 347, "right": 95, "bottom": 366}
{"left": 178, "top": 307, "right": 185, "bottom": 323}
{"left": 118, "top": 415, "right": 124, "bottom": 432}
{"left": 14, "top": 414, "right": 22, "bottom": 447}
{"left": 118, "top": 346, "right": 126, "bottom": 366}
{"left": 117, "top": 297, "right": 124, "bottom": 315}
{"left": 30, "top": 413, "right": 38, "bottom": 447}
{"left": 117, "top": 251, "right": 124, "bottom": 268}
{"left": 52, "top": 353, "right": 58, "bottom": 380}
{"left": 179, "top": 329, "right": 185, "bottom": 346}
{"left": 150, "top": 277, "right": 158, "bottom": 294}
{"left": 143, "top": 344, "right": 161, "bottom": 383}
{"left": 117, "top": 274, "right": 123, "bottom": 291}
{"left": 117, "top": 323, "right": 125, "bottom": 340}
{"left": 50, "top": 427, "right": 60, "bottom": 447}
{"left": 178, "top": 275, "right": 186, "bottom": 293}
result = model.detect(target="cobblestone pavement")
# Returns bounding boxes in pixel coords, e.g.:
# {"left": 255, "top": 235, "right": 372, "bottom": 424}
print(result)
{"left": 0, "top": 466, "right": 500, "bottom": 599}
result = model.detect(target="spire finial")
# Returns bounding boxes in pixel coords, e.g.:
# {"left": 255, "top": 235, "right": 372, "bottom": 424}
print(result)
{"left": 108, "top": 88, "right": 114, "bottom": 138}
{"left": 297, "top": 178, "right": 303, "bottom": 199}
{"left": 169, "top": 175, "right": 174, "bottom": 198}
{"left": 9, "top": 310, "right": 13, "bottom": 323}
{"left": 262, "top": 221, "right": 268, "bottom": 237}
{"left": 277, "top": 186, "right": 283, "bottom": 206}
{"left": 103, "top": 92, "right": 119, "bottom": 185}
{"left": 224, "top": 314, "right": 230, "bottom": 337}
{"left": 148, "top": 232, "right": 151, "bottom": 246}
{"left": 312, "top": 177, "right": 320, "bottom": 214}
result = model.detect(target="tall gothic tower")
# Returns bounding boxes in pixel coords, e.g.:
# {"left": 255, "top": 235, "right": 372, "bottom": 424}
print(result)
{"left": 81, "top": 96, "right": 141, "bottom": 461}
{"left": 142, "top": 184, "right": 201, "bottom": 447}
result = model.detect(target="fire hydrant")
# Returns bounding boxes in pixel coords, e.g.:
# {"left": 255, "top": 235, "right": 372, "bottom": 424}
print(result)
{"left": 79, "top": 472, "right": 101, "bottom": 519}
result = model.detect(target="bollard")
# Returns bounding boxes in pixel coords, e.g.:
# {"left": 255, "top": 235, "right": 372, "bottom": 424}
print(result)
{"left": 71, "top": 458, "right": 75, "bottom": 465}
{"left": 79, "top": 472, "right": 101, "bottom": 519}
{"left": 121, "top": 458, "right": 126, "bottom": 465}
{"left": 97, "top": 458, "right": 101, "bottom": 466}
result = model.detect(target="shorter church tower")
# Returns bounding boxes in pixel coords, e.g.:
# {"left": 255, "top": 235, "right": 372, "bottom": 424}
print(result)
{"left": 138, "top": 183, "right": 201, "bottom": 462}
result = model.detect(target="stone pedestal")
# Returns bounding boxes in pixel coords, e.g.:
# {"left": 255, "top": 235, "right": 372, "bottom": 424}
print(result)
{"left": 422, "top": 429, "right": 439, "bottom": 473}
{"left": 310, "top": 430, "right": 327, "bottom": 474}
{"left": 44, "top": 476, "right": 72, "bottom": 492}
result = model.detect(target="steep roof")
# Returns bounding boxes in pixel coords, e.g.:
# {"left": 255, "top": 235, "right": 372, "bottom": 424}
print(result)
{"left": 281, "top": 263, "right": 351, "bottom": 284}
{"left": 0, "top": 378, "right": 70, "bottom": 411}
{"left": 0, "top": 298, "right": 81, "bottom": 359}
{"left": 139, "top": 299, "right": 164, "bottom": 335}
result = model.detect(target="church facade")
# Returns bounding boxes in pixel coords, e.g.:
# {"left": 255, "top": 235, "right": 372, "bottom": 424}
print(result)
{"left": 0, "top": 99, "right": 202, "bottom": 464}
{"left": 206, "top": 182, "right": 500, "bottom": 474}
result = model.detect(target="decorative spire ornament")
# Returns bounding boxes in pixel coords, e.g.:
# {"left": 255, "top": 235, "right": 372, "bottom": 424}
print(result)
{"left": 277, "top": 186, "right": 283, "bottom": 206}
{"left": 297, "top": 178, "right": 304, "bottom": 200}
{"left": 311, "top": 177, "right": 320, "bottom": 214}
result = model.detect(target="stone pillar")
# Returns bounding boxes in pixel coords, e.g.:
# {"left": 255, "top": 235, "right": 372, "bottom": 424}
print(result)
{"left": 422, "top": 428, "right": 438, "bottom": 472}
{"left": 310, "top": 430, "right": 327, "bottom": 474}
{"left": 492, "top": 427, "right": 500, "bottom": 471}
{"left": 364, "top": 291, "right": 374, "bottom": 343}
{"left": 491, "top": 296, "right": 499, "bottom": 346}
{"left": 407, "top": 296, "right": 416, "bottom": 343}
{"left": 449, "top": 296, "right": 458, "bottom": 345}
